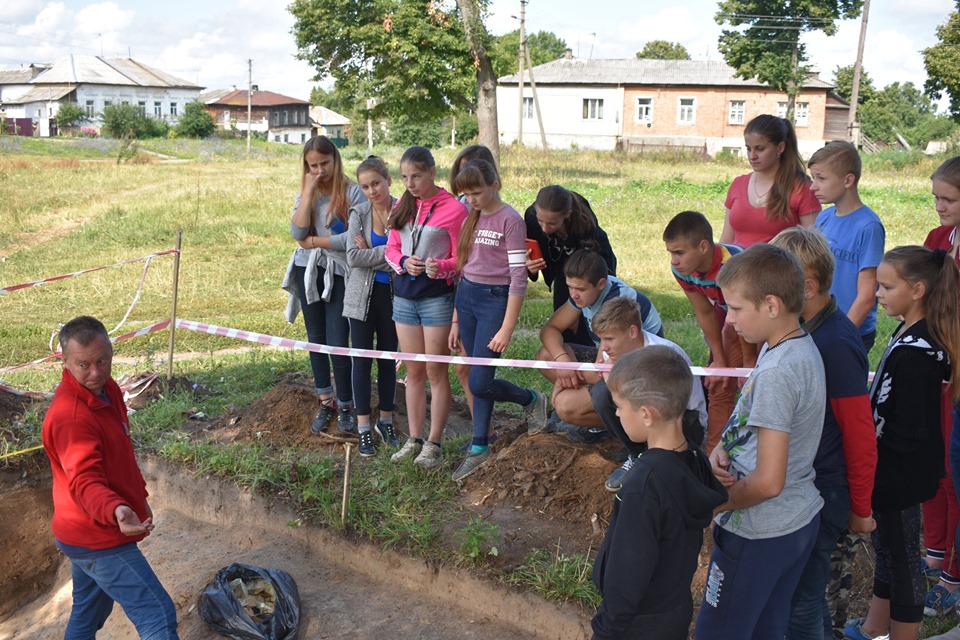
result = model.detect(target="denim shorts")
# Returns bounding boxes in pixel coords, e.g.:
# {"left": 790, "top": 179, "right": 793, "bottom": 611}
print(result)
{"left": 393, "top": 292, "right": 455, "bottom": 327}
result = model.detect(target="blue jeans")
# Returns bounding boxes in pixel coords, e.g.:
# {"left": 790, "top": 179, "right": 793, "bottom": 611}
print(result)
{"left": 294, "top": 266, "right": 352, "bottom": 404}
{"left": 696, "top": 516, "right": 819, "bottom": 640}
{"left": 951, "top": 405, "right": 960, "bottom": 557}
{"left": 65, "top": 543, "right": 178, "bottom": 640}
{"left": 455, "top": 278, "right": 533, "bottom": 445}
{"left": 786, "top": 484, "right": 851, "bottom": 640}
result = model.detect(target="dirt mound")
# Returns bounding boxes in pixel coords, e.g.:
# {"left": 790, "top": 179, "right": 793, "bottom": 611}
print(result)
{"left": 465, "top": 431, "right": 619, "bottom": 526}
{"left": 0, "top": 390, "right": 34, "bottom": 425}
{"left": 206, "top": 377, "right": 322, "bottom": 447}
{"left": 121, "top": 374, "right": 211, "bottom": 412}
{"left": 0, "top": 468, "right": 59, "bottom": 618}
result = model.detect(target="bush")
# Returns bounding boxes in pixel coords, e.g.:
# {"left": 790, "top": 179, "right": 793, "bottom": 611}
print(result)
{"left": 54, "top": 102, "right": 89, "bottom": 129}
{"left": 175, "top": 101, "right": 216, "bottom": 139}
{"left": 100, "top": 104, "right": 167, "bottom": 139}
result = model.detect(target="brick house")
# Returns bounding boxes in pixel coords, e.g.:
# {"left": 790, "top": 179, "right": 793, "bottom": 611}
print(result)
{"left": 497, "top": 57, "right": 850, "bottom": 157}
{"left": 202, "top": 88, "right": 312, "bottom": 144}
{"left": 0, "top": 55, "right": 201, "bottom": 137}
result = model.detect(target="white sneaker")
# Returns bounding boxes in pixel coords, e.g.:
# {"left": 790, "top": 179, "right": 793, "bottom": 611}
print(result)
{"left": 414, "top": 441, "right": 443, "bottom": 469}
{"left": 391, "top": 438, "right": 422, "bottom": 462}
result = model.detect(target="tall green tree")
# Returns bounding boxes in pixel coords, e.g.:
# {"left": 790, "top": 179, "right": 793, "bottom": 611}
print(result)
{"left": 54, "top": 102, "right": 90, "bottom": 130}
{"left": 715, "top": 0, "right": 862, "bottom": 116}
{"left": 831, "top": 64, "right": 876, "bottom": 104}
{"left": 176, "top": 101, "right": 216, "bottom": 138}
{"left": 923, "top": 5, "right": 960, "bottom": 118}
{"left": 858, "top": 82, "right": 957, "bottom": 147}
{"left": 488, "top": 29, "right": 568, "bottom": 78}
{"left": 636, "top": 40, "right": 691, "bottom": 60}
{"left": 289, "top": 0, "right": 499, "bottom": 160}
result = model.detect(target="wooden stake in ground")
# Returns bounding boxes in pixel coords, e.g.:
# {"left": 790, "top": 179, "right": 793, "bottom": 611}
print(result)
{"left": 341, "top": 443, "right": 353, "bottom": 525}
{"left": 166, "top": 227, "right": 183, "bottom": 381}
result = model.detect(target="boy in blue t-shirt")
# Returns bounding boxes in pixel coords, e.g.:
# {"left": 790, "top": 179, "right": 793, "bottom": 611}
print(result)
{"left": 810, "top": 140, "right": 886, "bottom": 352}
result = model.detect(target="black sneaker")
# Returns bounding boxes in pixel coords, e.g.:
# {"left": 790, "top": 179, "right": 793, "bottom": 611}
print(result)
{"left": 358, "top": 430, "right": 376, "bottom": 457}
{"left": 374, "top": 419, "right": 400, "bottom": 447}
{"left": 566, "top": 426, "right": 611, "bottom": 444}
{"left": 337, "top": 406, "right": 357, "bottom": 434}
{"left": 310, "top": 401, "right": 337, "bottom": 434}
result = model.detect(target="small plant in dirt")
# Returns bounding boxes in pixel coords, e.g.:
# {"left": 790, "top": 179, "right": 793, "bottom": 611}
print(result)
{"left": 456, "top": 517, "right": 500, "bottom": 566}
{"left": 507, "top": 545, "right": 601, "bottom": 609}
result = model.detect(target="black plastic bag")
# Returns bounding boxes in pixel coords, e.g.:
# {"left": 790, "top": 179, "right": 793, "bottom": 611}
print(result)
{"left": 198, "top": 563, "right": 301, "bottom": 640}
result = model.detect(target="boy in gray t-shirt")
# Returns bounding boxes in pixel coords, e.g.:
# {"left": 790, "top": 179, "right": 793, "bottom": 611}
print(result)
{"left": 695, "top": 244, "right": 826, "bottom": 640}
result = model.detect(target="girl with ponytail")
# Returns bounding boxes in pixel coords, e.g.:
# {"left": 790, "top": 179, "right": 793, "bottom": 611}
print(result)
{"left": 719, "top": 114, "right": 821, "bottom": 248}
{"left": 850, "top": 246, "right": 960, "bottom": 640}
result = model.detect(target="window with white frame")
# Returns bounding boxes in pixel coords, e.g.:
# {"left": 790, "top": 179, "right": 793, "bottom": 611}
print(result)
{"left": 104, "top": 100, "right": 113, "bottom": 108}
{"left": 154, "top": 101, "right": 162, "bottom": 117}
{"left": 776, "top": 101, "right": 810, "bottom": 125}
{"left": 523, "top": 97, "right": 534, "bottom": 119}
{"left": 138, "top": 101, "right": 146, "bottom": 115}
{"left": 582, "top": 98, "right": 604, "bottom": 120}
{"left": 224, "top": 110, "right": 231, "bottom": 124}
{"left": 636, "top": 97, "right": 653, "bottom": 124}
{"left": 729, "top": 100, "right": 745, "bottom": 125}
{"left": 678, "top": 97, "right": 695, "bottom": 124}
{"left": 85, "top": 100, "right": 95, "bottom": 117}
{"left": 170, "top": 102, "right": 178, "bottom": 116}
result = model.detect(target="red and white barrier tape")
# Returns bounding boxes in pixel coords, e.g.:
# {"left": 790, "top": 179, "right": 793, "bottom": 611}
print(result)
{"left": 174, "top": 319, "right": 752, "bottom": 378}
{"left": 0, "top": 319, "right": 171, "bottom": 376}
{"left": 0, "top": 249, "right": 178, "bottom": 295}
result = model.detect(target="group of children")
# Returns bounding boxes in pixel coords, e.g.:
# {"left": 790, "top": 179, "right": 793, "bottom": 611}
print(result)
{"left": 283, "top": 115, "right": 960, "bottom": 639}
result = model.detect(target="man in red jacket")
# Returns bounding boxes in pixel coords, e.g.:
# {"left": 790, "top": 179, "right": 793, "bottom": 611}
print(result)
{"left": 42, "top": 316, "right": 178, "bottom": 639}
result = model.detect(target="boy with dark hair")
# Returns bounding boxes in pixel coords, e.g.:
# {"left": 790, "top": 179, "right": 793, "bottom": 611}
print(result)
{"left": 663, "top": 210, "right": 744, "bottom": 452}
{"left": 587, "top": 297, "right": 707, "bottom": 492}
{"left": 809, "top": 140, "right": 885, "bottom": 352}
{"left": 770, "top": 227, "right": 878, "bottom": 640}
{"left": 535, "top": 250, "right": 662, "bottom": 436}
{"left": 592, "top": 346, "right": 727, "bottom": 640}
{"left": 695, "top": 244, "right": 827, "bottom": 640}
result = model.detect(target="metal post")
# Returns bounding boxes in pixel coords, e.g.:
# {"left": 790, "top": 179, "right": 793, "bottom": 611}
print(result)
{"left": 246, "top": 59, "right": 253, "bottom": 154}
{"left": 848, "top": 0, "right": 871, "bottom": 143}
{"left": 516, "top": 0, "right": 526, "bottom": 146}
{"left": 166, "top": 228, "right": 182, "bottom": 381}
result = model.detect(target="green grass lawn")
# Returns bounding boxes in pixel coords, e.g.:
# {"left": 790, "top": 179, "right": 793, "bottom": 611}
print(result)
{"left": 3, "top": 137, "right": 957, "bottom": 625}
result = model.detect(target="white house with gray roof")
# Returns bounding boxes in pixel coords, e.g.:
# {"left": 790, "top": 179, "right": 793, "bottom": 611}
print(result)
{"left": 0, "top": 55, "right": 202, "bottom": 137}
{"left": 498, "top": 56, "right": 848, "bottom": 156}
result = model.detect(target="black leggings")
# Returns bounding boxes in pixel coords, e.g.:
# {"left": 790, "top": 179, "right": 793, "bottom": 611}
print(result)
{"left": 349, "top": 282, "right": 398, "bottom": 416}
{"left": 872, "top": 505, "right": 925, "bottom": 623}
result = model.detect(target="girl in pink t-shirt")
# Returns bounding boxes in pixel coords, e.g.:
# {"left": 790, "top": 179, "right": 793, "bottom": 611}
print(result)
{"left": 720, "top": 114, "right": 821, "bottom": 248}
{"left": 443, "top": 159, "right": 548, "bottom": 482}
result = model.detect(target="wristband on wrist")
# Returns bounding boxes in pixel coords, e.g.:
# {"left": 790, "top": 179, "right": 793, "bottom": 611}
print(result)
{"left": 553, "top": 352, "right": 568, "bottom": 361}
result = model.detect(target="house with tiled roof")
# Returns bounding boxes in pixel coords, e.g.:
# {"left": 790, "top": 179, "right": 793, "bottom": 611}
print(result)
{"left": 497, "top": 55, "right": 850, "bottom": 156}
{"left": 202, "top": 88, "right": 312, "bottom": 144}
{"left": 0, "top": 55, "right": 202, "bottom": 137}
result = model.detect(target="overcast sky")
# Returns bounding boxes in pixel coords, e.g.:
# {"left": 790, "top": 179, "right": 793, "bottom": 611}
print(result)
{"left": 0, "top": 0, "right": 953, "bottom": 104}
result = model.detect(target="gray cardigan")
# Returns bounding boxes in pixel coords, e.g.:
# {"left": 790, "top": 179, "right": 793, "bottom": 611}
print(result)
{"left": 343, "top": 199, "right": 396, "bottom": 322}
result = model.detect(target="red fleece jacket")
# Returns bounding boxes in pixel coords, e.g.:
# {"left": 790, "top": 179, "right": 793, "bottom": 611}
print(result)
{"left": 42, "top": 369, "right": 148, "bottom": 549}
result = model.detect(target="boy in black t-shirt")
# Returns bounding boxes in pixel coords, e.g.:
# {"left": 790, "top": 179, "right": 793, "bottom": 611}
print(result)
{"left": 592, "top": 346, "right": 727, "bottom": 640}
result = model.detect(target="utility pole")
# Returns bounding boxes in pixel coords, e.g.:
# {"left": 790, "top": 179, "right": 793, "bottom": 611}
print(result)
{"left": 848, "top": 0, "right": 871, "bottom": 145}
{"left": 516, "top": 0, "right": 526, "bottom": 146}
{"left": 246, "top": 59, "right": 253, "bottom": 154}
{"left": 523, "top": 27, "right": 547, "bottom": 149}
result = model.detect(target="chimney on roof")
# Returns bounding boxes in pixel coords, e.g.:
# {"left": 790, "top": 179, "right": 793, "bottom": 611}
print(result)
{"left": 252, "top": 84, "right": 258, "bottom": 92}
{"left": 231, "top": 85, "right": 237, "bottom": 91}
{"left": 564, "top": 48, "right": 573, "bottom": 60}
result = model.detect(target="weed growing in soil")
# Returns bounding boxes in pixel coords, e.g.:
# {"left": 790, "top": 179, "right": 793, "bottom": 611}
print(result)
{"left": 507, "top": 545, "right": 601, "bottom": 609}
{"left": 456, "top": 517, "right": 500, "bottom": 566}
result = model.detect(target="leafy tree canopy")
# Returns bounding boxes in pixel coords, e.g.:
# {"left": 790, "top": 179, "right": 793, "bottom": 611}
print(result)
{"left": 54, "top": 102, "right": 89, "bottom": 129}
{"left": 488, "top": 29, "right": 568, "bottom": 78}
{"left": 923, "top": 6, "right": 960, "bottom": 118}
{"left": 290, "top": 0, "right": 476, "bottom": 122}
{"left": 858, "top": 81, "right": 956, "bottom": 147}
{"left": 175, "top": 100, "right": 216, "bottom": 138}
{"left": 636, "top": 40, "right": 690, "bottom": 60}
{"left": 715, "top": 0, "right": 862, "bottom": 101}
{"left": 831, "top": 64, "right": 876, "bottom": 104}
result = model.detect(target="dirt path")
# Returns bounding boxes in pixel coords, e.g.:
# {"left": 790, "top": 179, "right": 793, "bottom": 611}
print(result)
{"left": 0, "top": 458, "right": 590, "bottom": 640}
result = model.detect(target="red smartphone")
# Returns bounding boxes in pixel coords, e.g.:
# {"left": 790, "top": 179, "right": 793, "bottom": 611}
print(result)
{"left": 525, "top": 238, "right": 543, "bottom": 262}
